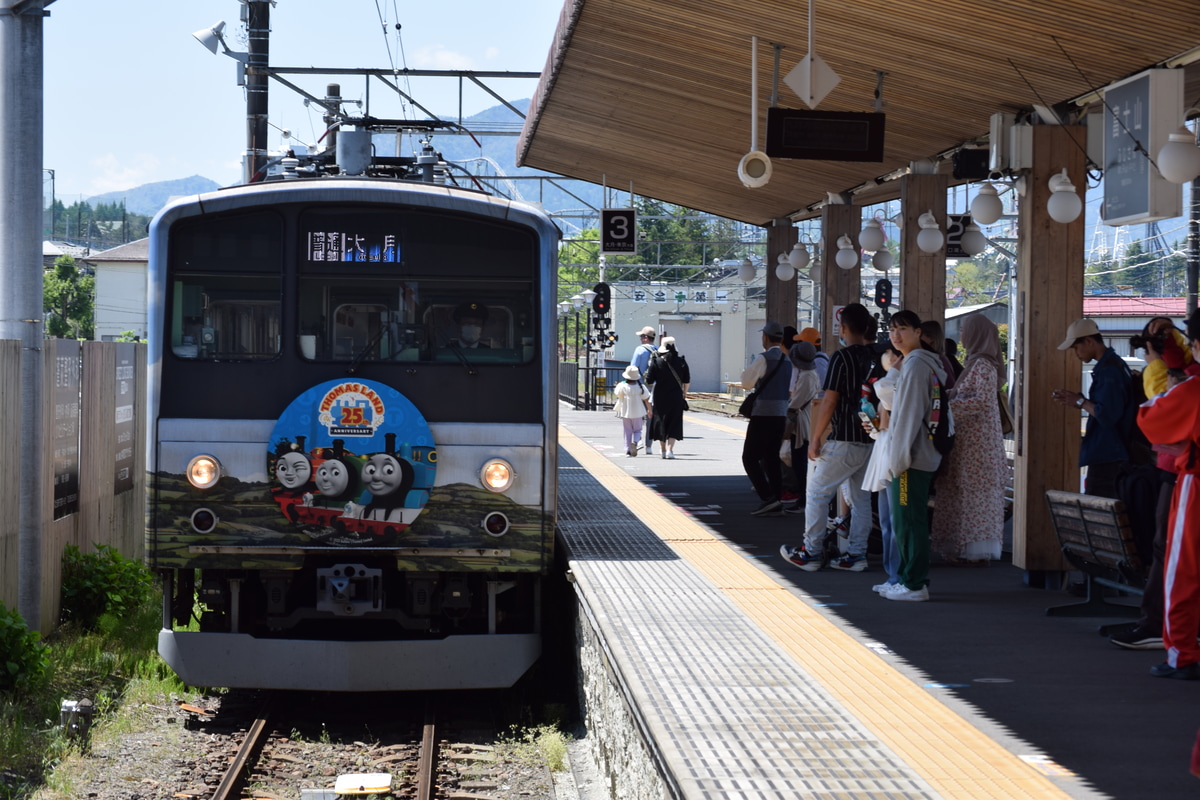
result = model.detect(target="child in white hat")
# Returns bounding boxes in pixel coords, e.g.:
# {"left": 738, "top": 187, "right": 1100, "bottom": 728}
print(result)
{"left": 614, "top": 365, "right": 653, "bottom": 456}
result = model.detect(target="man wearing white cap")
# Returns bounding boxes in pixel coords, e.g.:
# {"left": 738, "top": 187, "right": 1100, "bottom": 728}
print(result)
{"left": 631, "top": 327, "right": 658, "bottom": 450}
{"left": 1051, "top": 317, "right": 1137, "bottom": 499}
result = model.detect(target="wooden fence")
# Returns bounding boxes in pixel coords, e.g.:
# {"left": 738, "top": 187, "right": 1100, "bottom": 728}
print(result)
{"left": 0, "top": 340, "right": 146, "bottom": 631}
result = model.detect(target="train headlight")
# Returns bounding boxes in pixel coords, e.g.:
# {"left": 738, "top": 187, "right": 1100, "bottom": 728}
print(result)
{"left": 480, "top": 459, "right": 515, "bottom": 493}
{"left": 186, "top": 455, "right": 222, "bottom": 490}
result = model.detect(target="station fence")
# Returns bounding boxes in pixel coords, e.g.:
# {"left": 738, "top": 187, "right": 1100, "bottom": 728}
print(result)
{"left": 0, "top": 340, "right": 146, "bottom": 631}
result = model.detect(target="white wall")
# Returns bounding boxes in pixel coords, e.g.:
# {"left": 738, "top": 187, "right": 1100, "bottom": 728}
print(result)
{"left": 95, "top": 262, "right": 147, "bottom": 340}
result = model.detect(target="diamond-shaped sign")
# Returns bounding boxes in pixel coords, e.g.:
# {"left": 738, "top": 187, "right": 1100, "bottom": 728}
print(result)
{"left": 784, "top": 52, "right": 840, "bottom": 110}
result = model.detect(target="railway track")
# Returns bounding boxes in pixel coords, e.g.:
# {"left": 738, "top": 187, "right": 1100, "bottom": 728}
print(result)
{"left": 174, "top": 691, "right": 526, "bottom": 800}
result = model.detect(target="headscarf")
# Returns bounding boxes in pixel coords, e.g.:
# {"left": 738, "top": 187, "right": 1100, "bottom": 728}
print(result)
{"left": 960, "top": 315, "right": 1002, "bottom": 382}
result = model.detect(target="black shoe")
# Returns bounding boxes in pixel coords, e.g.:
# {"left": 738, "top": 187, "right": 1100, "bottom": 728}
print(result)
{"left": 751, "top": 499, "right": 783, "bottom": 516}
{"left": 783, "top": 501, "right": 805, "bottom": 515}
{"left": 1150, "top": 661, "right": 1200, "bottom": 680}
{"left": 1110, "top": 625, "right": 1164, "bottom": 650}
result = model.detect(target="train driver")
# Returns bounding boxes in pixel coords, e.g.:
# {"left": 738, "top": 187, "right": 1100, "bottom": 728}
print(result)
{"left": 451, "top": 301, "right": 491, "bottom": 349}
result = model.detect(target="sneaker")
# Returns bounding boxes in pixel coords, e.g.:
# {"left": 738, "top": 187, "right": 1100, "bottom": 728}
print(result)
{"left": 830, "top": 553, "right": 868, "bottom": 572}
{"left": 783, "top": 501, "right": 805, "bottom": 515}
{"left": 780, "top": 490, "right": 799, "bottom": 502}
{"left": 872, "top": 582, "right": 896, "bottom": 594}
{"left": 751, "top": 499, "right": 783, "bottom": 516}
{"left": 666, "top": 452, "right": 676, "bottom": 459}
{"left": 631, "top": 445, "right": 638, "bottom": 458}
{"left": 1110, "top": 625, "right": 1164, "bottom": 650}
{"left": 780, "top": 544, "right": 821, "bottom": 572}
{"left": 1150, "top": 661, "right": 1200, "bottom": 680}
{"left": 884, "top": 585, "right": 930, "bottom": 602}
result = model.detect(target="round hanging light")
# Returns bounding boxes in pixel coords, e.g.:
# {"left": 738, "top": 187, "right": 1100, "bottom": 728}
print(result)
{"left": 858, "top": 218, "right": 885, "bottom": 252}
{"left": 834, "top": 234, "right": 858, "bottom": 269}
{"left": 872, "top": 249, "right": 894, "bottom": 270}
{"left": 959, "top": 221, "right": 987, "bottom": 256}
{"left": 788, "top": 241, "right": 810, "bottom": 271}
{"left": 970, "top": 182, "right": 1004, "bottom": 225}
{"left": 1156, "top": 127, "right": 1200, "bottom": 184}
{"left": 738, "top": 257, "right": 756, "bottom": 282}
{"left": 916, "top": 211, "right": 944, "bottom": 254}
{"left": 775, "top": 253, "right": 796, "bottom": 281}
{"left": 1046, "top": 169, "right": 1082, "bottom": 224}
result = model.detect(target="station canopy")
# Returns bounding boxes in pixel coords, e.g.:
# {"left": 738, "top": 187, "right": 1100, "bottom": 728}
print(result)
{"left": 518, "top": 0, "right": 1200, "bottom": 226}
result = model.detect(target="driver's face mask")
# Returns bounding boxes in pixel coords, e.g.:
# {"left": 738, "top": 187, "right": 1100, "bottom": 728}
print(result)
{"left": 461, "top": 324, "right": 483, "bottom": 344}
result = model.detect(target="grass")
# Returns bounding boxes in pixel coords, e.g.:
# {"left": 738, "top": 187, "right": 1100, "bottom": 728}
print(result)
{"left": 498, "top": 722, "right": 571, "bottom": 773}
{"left": 0, "top": 593, "right": 189, "bottom": 800}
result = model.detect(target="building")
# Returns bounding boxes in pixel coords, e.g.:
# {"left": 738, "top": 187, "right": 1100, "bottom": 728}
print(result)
{"left": 82, "top": 238, "right": 148, "bottom": 341}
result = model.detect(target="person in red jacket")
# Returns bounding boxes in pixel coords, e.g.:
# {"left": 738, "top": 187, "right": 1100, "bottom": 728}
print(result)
{"left": 1136, "top": 308, "right": 1200, "bottom": 679}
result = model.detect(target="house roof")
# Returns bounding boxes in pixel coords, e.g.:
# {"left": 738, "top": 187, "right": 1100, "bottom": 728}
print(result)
{"left": 1082, "top": 296, "right": 1190, "bottom": 317}
{"left": 81, "top": 238, "right": 149, "bottom": 264}
{"left": 518, "top": 1, "right": 1200, "bottom": 226}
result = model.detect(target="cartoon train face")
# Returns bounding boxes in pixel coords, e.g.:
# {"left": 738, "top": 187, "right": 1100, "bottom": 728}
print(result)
{"left": 267, "top": 382, "right": 436, "bottom": 545}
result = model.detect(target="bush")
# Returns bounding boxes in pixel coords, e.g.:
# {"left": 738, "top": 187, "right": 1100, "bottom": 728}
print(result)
{"left": 60, "top": 544, "right": 154, "bottom": 630}
{"left": 0, "top": 603, "right": 48, "bottom": 695}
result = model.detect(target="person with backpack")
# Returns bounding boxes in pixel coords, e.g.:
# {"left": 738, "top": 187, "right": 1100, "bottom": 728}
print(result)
{"left": 1051, "top": 318, "right": 1136, "bottom": 499}
{"left": 739, "top": 321, "right": 793, "bottom": 515}
{"left": 878, "top": 309, "right": 949, "bottom": 602}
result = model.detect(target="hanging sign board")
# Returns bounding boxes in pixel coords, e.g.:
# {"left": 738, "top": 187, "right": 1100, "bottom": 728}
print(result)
{"left": 601, "top": 208, "right": 637, "bottom": 255}
{"left": 1102, "top": 68, "right": 1183, "bottom": 226}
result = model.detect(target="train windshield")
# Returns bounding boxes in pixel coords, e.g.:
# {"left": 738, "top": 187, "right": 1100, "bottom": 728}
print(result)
{"left": 168, "top": 211, "right": 284, "bottom": 360}
{"left": 296, "top": 207, "right": 537, "bottom": 364}
{"left": 167, "top": 204, "right": 539, "bottom": 365}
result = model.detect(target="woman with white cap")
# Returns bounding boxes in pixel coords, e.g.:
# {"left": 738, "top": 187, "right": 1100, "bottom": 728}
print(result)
{"left": 613, "top": 365, "right": 653, "bottom": 456}
{"left": 644, "top": 336, "right": 690, "bottom": 458}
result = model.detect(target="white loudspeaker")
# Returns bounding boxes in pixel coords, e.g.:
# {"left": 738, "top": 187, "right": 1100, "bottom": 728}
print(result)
{"left": 737, "top": 151, "right": 772, "bottom": 188}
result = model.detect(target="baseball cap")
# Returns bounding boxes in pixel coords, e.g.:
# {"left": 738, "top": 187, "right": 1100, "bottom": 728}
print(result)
{"left": 1058, "top": 318, "right": 1100, "bottom": 350}
{"left": 795, "top": 327, "right": 822, "bottom": 345}
{"left": 637, "top": 326, "right": 656, "bottom": 337}
{"left": 760, "top": 321, "right": 784, "bottom": 338}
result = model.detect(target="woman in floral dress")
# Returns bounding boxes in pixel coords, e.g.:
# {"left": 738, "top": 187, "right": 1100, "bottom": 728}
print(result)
{"left": 930, "top": 315, "right": 1008, "bottom": 563}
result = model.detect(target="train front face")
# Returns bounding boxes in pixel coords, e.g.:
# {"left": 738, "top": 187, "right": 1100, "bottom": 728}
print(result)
{"left": 145, "top": 180, "right": 560, "bottom": 691}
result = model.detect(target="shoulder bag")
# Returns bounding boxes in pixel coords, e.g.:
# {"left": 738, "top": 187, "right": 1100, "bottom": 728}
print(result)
{"left": 738, "top": 354, "right": 784, "bottom": 417}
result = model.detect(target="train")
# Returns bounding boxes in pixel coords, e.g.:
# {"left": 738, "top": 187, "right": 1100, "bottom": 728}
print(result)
{"left": 145, "top": 138, "right": 560, "bottom": 691}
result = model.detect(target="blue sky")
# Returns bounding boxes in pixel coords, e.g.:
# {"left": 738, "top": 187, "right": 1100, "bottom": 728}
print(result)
{"left": 43, "top": 0, "right": 566, "bottom": 200}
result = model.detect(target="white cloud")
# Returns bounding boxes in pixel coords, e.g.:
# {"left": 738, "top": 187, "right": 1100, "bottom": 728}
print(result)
{"left": 85, "top": 153, "right": 165, "bottom": 196}
{"left": 411, "top": 44, "right": 475, "bottom": 70}
{"left": 484, "top": 46, "right": 501, "bottom": 61}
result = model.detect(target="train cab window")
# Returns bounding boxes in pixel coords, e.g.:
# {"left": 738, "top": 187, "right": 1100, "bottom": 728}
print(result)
{"left": 168, "top": 211, "right": 282, "bottom": 361}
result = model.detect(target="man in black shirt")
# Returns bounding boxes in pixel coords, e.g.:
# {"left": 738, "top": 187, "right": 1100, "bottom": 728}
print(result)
{"left": 780, "top": 302, "right": 877, "bottom": 572}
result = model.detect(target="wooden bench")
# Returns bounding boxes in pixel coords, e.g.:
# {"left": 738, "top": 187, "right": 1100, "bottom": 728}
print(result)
{"left": 1044, "top": 490, "right": 1146, "bottom": 617}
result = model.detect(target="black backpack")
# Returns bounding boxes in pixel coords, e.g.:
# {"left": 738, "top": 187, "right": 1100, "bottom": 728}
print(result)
{"left": 926, "top": 371, "right": 955, "bottom": 456}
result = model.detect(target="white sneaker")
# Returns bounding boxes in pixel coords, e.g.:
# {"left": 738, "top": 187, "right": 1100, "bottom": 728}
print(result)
{"left": 872, "top": 582, "right": 894, "bottom": 594}
{"left": 884, "top": 585, "right": 930, "bottom": 602}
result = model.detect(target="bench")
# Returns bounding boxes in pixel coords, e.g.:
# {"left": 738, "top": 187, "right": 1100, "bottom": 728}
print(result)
{"left": 1044, "top": 490, "right": 1146, "bottom": 618}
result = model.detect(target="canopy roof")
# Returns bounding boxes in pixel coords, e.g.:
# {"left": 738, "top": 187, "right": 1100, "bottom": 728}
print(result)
{"left": 519, "top": 0, "right": 1200, "bottom": 225}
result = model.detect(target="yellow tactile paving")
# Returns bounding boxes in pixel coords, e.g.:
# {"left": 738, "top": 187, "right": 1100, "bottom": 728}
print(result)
{"left": 560, "top": 425, "right": 1078, "bottom": 800}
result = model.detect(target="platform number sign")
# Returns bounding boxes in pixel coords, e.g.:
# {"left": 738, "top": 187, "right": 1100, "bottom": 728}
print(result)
{"left": 601, "top": 208, "right": 637, "bottom": 255}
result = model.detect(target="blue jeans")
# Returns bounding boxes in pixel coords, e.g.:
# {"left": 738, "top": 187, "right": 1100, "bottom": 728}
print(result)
{"left": 802, "top": 440, "right": 873, "bottom": 556}
{"left": 878, "top": 485, "right": 900, "bottom": 584}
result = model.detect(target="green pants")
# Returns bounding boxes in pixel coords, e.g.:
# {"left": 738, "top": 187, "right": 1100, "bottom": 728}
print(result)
{"left": 890, "top": 468, "right": 935, "bottom": 590}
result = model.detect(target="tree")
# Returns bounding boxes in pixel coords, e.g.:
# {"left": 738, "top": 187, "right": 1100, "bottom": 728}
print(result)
{"left": 43, "top": 254, "right": 94, "bottom": 339}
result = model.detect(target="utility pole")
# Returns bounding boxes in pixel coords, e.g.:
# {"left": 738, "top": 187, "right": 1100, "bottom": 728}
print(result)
{"left": 245, "top": 0, "right": 270, "bottom": 184}
{"left": 0, "top": 0, "right": 46, "bottom": 630}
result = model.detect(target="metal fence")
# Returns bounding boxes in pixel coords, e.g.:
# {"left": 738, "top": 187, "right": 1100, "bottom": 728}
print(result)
{"left": 557, "top": 359, "right": 626, "bottom": 410}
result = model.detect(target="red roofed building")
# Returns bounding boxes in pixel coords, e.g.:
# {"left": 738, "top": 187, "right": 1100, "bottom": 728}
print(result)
{"left": 1081, "top": 296, "right": 1192, "bottom": 361}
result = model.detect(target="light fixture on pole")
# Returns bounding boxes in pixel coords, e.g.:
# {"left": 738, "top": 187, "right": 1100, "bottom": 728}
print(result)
{"left": 858, "top": 218, "right": 885, "bottom": 252}
{"left": 787, "top": 241, "right": 810, "bottom": 272}
{"left": 192, "top": 20, "right": 248, "bottom": 61}
{"left": 775, "top": 253, "right": 796, "bottom": 281}
{"left": 916, "top": 211, "right": 944, "bottom": 253}
{"left": 1046, "top": 169, "right": 1082, "bottom": 224}
{"left": 571, "top": 293, "right": 585, "bottom": 309}
{"left": 834, "top": 234, "right": 858, "bottom": 269}
{"left": 738, "top": 257, "right": 757, "bottom": 282}
{"left": 872, "top": 249, "right": 894, "bottom": 270}
{"left": 970, "top": 182, "right": 1004, "bottom": 225}
{"left": 1156, "top": 126, "right": 1200, "bottom": 184}
{"left": 959, "top": 221, "right": 987, "bottom": 256}
{"left": 558, "top": 301, "right": 571, "bottom": 315}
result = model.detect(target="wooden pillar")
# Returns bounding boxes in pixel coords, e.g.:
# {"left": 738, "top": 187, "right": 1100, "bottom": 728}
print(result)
{"left": 817, "top": 203, "right": 861, "bottom": 349}
{"left": 766, "top": 219, "right": 798, "bottom": 328}
{"left": 1012, "top": 125, "right": 1087, "bottom": 573}
{"left": 898, "top": 173, "right": 949, "bottom": 325}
